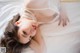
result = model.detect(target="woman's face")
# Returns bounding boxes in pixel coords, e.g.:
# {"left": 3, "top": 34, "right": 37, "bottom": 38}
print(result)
{"left": 15, "top": 17, "right": 38, "bottom": 44}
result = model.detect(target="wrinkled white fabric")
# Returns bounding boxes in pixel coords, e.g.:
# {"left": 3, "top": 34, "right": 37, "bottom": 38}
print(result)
{"left": 0, "top": 0, "right": 80, "bottom": 53}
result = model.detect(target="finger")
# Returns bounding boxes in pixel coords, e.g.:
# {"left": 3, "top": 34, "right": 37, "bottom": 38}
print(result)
{"left": 63, "top": 19, "right": 67, "bottom": 27}
{"left": 63, "top": 17, "right": 69, "bottom": 27}
{"left": 60, "top": 17, "right": 66, "bottom": 27}
{"left": 58, "top": 17, "right": 61, "bottom": 25}
{"left": 59, "top": 17, "right": 65, "bottom": 26}
{"left": 62, "top": 19, "right": 65, "bottom": 27}
{"left": 65, "top": 16, "right": 70, "bottom": 22}
{"left": 67, "top": 17, "right": 70, "bottom": 22}
{"left": 64, "top": 18, "right": 68, "bottom": 26}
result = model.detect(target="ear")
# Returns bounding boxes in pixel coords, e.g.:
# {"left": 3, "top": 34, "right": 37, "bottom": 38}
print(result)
{"left": 15, "top": 21, "right": 21, "bottom": 26}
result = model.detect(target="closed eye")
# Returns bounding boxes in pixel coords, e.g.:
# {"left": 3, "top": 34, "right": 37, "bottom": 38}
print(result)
{"left": 23, "top": 31, "right": 27, "bottom": 35}
{"left": 22, "top": 31, "right": 28, "bottom": 37}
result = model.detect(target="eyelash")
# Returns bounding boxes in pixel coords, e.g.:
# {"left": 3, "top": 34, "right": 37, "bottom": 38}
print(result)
{"left": 22, "top": 31, "right": 27, "bottom": 37}
{"left": 22, "top": 31, "right": 32, "bottom": 40}
{"left": 23, "top": 31, "right": 27, "bottom": 35}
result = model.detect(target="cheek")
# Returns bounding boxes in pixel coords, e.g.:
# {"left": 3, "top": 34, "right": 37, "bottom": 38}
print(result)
{"left": 18, "top": 31, "right": 30, "bottom": 44}
{"left": 31, "top": 30, "right": 37, "bottom": 36}
{"left": 21, "top": 24, "right": 31, "bottom": 32}
{"left": 23, "top": 22, "right": 32, "bottom": 29}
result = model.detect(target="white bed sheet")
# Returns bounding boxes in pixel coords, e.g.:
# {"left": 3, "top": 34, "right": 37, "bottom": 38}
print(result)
{"left": 41, "top": 2, "right": 80, "bottom": 53}
{"left": 0, "top": 0, "right": 80, "bottom": 53}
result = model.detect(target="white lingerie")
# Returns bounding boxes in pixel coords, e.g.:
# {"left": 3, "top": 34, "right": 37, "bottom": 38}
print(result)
{"left": 19, "top": 7, "right": 60, "bottom": 25}
{"left": 19, "top": 0, "right": 60, "bottom": 25}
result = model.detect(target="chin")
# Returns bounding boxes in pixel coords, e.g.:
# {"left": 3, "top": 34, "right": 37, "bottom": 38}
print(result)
{"left": 32, "top": 30, "right": 36, "bottom": 36}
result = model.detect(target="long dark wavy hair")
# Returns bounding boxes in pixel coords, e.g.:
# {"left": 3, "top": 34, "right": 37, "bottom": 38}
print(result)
{"left": 0, "top": 14, "right": 31, "bottom": 53}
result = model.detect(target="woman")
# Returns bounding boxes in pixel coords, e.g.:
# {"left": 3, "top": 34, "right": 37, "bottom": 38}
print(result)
{"left": 1, "top": 13, "right": 45, "bottom": 53}
{"left": 0, "top": 0, "right": 69, "bottom": 53}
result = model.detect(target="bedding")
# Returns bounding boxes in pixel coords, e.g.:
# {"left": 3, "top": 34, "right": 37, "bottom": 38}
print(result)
{"left": 0, "top": 0, "right": 80, "bottom": 53}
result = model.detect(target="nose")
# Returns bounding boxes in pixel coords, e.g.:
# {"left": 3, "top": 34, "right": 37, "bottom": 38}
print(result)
{"left": 27, "top": 27, "right": 33, "bottom": 35}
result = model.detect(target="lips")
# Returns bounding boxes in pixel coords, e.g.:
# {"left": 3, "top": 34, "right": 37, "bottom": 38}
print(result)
{"left": 32, "top": 25, "right": 37, "bottom": 30}
{"left": 30, "top": 24, "right": 37, "bottom": 36}
{"left": 30, "top": 27, "right": 36, "bottom": 36}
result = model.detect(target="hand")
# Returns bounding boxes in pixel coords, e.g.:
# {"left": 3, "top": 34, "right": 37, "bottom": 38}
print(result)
{"left": 58, "top": 12, "right": 69, "bottom": 27}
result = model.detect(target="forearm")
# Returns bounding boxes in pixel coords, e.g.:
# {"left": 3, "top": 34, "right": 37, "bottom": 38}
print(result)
{"left": 60, "top": 3, "right": 69, "bottom": 22}
{"left": 59, "top": 0, "right": 68, "bottom": 16}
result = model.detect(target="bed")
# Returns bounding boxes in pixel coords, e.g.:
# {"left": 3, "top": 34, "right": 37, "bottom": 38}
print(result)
{"left": 0, "top": 0, "right": 80, "bottom": 53}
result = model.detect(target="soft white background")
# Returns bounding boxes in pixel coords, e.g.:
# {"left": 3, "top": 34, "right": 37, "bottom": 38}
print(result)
{"left": 0, "top": 0, "right": 80, "bottom": 53}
